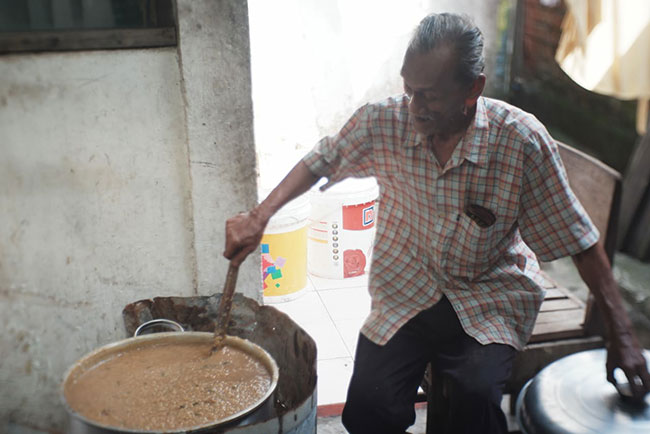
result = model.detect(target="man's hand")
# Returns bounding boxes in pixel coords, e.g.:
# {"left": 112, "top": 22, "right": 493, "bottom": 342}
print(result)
{"left": 223, "top": 209, "right": 268, "bottom": 267}
{"left": 223, "top": 160, "right": 321, "bottom": 267}
{"left": 606, "top": 331, "right": 650, "bottom": 400}
{"left": 573, "top": 243, "right": 650, "bottom": 400}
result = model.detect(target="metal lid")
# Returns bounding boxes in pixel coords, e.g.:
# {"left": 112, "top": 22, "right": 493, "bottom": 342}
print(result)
{"left": 516, "top": 349, "right": 650, "bottom": 434}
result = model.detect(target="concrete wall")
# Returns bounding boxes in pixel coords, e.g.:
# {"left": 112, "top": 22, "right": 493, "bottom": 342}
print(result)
{"left": 0, "top": 0, "right": 258, "bottom": 431}
{"left": 176, "top": 0, "right": 260, "bottom": 298}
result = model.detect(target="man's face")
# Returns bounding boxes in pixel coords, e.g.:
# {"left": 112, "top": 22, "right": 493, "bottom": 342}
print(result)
{"left": 400, "top": 46, "right": 469, "bottom": 137}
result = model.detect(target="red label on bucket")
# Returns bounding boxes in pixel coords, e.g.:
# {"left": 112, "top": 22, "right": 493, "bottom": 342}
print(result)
{"left": 343, "top": 201, "right": 375, "bottom": 230}
{"left": 344, "top": 249, "right": 366, "bottom": 278}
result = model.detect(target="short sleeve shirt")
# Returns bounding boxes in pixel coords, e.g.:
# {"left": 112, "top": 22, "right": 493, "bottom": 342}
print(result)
{"left": 302, "top": 95, "right": 599, "bottom": 350}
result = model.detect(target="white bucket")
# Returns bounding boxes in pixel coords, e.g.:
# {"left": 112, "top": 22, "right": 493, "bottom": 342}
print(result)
{"left": 261, "top": 193, "right": 311, "bottom": 304}
{"left": 308, "top": 177, "right": 379, "bottom": 279}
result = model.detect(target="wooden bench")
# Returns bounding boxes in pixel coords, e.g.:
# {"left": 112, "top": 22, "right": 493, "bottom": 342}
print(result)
{"left": 422, "top": 141, "right": 622, "bottom": 432}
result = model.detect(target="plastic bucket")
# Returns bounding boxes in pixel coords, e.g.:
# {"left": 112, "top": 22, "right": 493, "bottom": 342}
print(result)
{"left": 308, "top": 177, "right": 379, "bottom": 279}
{"left": 261, "top": 193, "right": 311, "bottom": 303}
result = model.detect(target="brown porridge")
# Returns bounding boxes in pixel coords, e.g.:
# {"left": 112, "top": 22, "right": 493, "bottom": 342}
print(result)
{"left": 64, "top": 341, "right": 272, "bottom": 431}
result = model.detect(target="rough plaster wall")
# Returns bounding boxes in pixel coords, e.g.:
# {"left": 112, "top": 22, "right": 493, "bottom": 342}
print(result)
{"left": 176, "top": 0, "right": 261, "bottom": 300}
{"left": 0, "top": 49, "right": 195, "bottom": 430}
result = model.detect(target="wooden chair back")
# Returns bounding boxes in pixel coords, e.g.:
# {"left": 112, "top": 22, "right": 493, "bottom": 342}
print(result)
{"left": 556, "top": 141, "right": 622, "bottom": 263}
{"left": 555, "top": 141, "right": 622, "bottom": 336}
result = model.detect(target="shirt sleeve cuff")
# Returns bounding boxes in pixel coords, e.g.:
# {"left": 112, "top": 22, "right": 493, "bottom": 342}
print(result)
{"left": 535, "top": 223, "right": 600, "bottom": 262}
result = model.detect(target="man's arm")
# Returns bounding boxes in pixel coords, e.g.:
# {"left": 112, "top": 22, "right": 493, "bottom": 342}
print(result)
{"left": 223, "top": 160, "right": 320, "bottom": 266}
{"left": 572, "top": 242, "right": 650, "bottom": 399}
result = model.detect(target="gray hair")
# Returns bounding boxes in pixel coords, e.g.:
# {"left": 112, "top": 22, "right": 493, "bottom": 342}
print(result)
{"left": 408, "top": 13, "right": 485, "bottom": 85}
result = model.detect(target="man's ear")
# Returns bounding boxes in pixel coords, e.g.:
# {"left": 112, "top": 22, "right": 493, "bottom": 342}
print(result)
{"left": 464, "top": 73, "right": 486, "bottom": 107}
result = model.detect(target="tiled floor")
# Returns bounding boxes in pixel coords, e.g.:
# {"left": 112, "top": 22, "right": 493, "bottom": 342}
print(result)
{"left": 267, "top": 273, "right": 371, "bottom": 406}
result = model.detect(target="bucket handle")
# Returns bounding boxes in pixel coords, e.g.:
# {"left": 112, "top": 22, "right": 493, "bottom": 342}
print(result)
{"left": 134, "top": 319, "right": 184, "bottom": 337}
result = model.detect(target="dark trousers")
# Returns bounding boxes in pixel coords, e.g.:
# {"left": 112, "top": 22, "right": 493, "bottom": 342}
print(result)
{"left": 341, "top": 296, "right": 516, "bottom": 434}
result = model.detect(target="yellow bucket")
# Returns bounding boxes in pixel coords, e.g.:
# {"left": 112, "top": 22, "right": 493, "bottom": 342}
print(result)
{"left": 261, "top": 194, "right": 310, "bottom": 303}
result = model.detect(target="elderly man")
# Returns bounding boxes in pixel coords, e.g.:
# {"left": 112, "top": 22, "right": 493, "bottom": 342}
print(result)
{"left": 224, "top": 12, "right": 649, "bottom": 434}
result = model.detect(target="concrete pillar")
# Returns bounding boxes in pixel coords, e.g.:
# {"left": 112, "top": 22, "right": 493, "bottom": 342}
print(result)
{"left": 176, "top": 0, "right": 261, "bottom": 300}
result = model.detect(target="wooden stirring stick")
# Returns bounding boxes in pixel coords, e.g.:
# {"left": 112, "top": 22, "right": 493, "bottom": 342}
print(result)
{"left": 211, "top": 263, "right": 240, "bottom": 353}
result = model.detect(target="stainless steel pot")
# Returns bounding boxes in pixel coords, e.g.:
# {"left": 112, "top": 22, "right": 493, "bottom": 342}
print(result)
{"left": 61, "top": 319, "right": 280, "bottom": 434}
{"left": 516, "top": 348, "right": 650, "bottom": 433}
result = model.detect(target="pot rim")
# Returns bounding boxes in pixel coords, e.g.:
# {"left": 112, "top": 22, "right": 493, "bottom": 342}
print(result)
{"left": 60, "top": 332, "right": 280, "bottom": 433}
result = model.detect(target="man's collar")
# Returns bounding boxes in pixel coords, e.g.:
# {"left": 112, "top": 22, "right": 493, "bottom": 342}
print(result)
{"left": 406, "top": 97, "right": 490, "bottom": 167}
{"left": 459, "top": 96, "right": 489, "bottom": 166}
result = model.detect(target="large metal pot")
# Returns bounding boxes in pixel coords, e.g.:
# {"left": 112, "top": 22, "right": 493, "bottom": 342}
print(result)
{"left": 61, "top": 319, "right": 280, "bottom": 434}
{"left": 516, "top": 348, "right": 650, "bottom": 433}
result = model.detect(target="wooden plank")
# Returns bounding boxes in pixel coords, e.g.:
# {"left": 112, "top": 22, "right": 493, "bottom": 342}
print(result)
{"left": 529, "top": 318, "right": 585, "bottom": 343}
{"left": 0, "top": 28, "right": 177, "bottom": 54}
{"left": 543, "top": 288, "right": 569, "bottom": 299}
{"left": 539, "top": 297, "right": 582, "bottom": 312}
{"left": 558, "top": 142, "right": 619, "bottom": 236}
{"left": 556, "top": 141, "right": 620, "bottom": 335}
{"left": 534, "top": 307, "right": 585, "bottom": 324}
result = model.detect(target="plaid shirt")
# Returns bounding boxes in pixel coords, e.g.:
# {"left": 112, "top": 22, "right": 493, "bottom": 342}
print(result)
{"left": 302, "top": 96, "right": 599, "bottom": 350}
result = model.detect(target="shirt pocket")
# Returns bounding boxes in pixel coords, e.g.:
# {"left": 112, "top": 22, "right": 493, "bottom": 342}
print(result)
{"left": 442, "top": 212, "right": 498, "bottom": 281}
